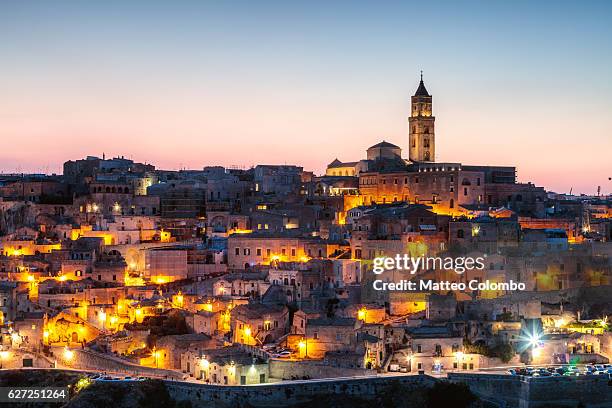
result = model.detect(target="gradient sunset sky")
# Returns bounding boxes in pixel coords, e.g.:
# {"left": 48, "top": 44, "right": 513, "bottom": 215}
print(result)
{"left": 1, "top": 1, "right": 611, "bottom": 194}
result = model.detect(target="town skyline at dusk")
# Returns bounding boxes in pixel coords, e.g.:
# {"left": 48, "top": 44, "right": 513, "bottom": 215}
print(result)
{"left": 1, "top": 2, "right": 611, "bottom": 407}
{"left": 1, "top": 1, "right": 611, "bottom": 195}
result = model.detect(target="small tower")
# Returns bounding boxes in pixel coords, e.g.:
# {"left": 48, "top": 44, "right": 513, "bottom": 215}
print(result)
{"left": 408, "top": 72, "right": 435, "bottom": 162}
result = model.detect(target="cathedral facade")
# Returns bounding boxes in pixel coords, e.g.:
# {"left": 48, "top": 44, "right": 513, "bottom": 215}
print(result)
{"left": 324, "top": 75, "right": 546, "bottom": 218}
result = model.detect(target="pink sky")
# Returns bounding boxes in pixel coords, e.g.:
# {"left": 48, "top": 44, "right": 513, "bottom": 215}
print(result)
{"left": 1, "top": 82, "right": 609, "bottom": 195}
{"left": 1, "top": 2, "right": 611, "bottom": 195}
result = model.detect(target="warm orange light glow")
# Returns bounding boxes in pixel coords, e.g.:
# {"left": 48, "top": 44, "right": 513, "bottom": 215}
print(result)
{"left": 244, "top": 327, "right": 252, "bottom": 337}
{"left": 63, "top": 347, "right": 75, "bottom": 361}
{"left": 230, "top": 229, "right": 253, "bottom": 235}
{"left": 124, "top": 272, "right": 145, "bottom": 286}
{"left": 200, "top": 358, "right": 210, "bottom": 369}
{"left": 357, "top": 307, "right": 367, "bottom": 321}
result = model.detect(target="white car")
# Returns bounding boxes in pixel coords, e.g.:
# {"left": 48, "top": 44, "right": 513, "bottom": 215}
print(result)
{"left": 273, "top": 351, "right": 292, "bottom": 358}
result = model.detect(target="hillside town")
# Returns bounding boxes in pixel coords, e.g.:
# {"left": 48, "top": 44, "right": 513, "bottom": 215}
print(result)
{"left": 1, "top": 78, "right": 611, "bottom": 388}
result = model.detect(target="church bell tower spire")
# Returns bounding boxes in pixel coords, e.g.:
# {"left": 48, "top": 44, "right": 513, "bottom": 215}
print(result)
{"left": 408, "top": 72, "right": 435, "bottom": 162}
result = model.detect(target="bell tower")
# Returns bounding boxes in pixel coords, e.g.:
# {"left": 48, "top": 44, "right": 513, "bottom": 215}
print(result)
{"left": 408, "top": 72, "right": 435, "bottom": 162}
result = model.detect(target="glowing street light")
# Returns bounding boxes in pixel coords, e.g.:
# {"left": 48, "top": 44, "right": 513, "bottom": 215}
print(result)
{"left": 98, "top": 310, "right": 107, "bottom": 329}
{"left": 63, "top": 347, "right": 74, "bottom": 362}
{"left": 11, "top": 332, "right": 21, "bottom": 346}
{"left": 0, "top": 350, "right": 9, "bottom": 368}
{"left": 298, "top": 338, "right": 308, "bottom": 358}
{"left": 152, "top": 347, "right": 161, "bottom": 368}
{"left": 175, "top": 293, "right": 184, "bottom": 307}
{"left": 200, "top": 357, "right": 210, "bottom": 370}
{"left": 520, "top": 327, "right": 544, "bottom": 362}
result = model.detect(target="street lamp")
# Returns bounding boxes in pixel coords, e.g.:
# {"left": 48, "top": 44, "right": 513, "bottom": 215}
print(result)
{"left": 298, "top": 338, "right": 308, "bottom": 358}
{"left": 152, "top": 347, "right": 161, "bottom": 368}
{"left": 0, "top": 350, "right": 10, "bottom": 368}
{"left": 63, "top": 347, "right": 74, "bottom": 362}
{"left": 200, "top": 356, "right": 210, "bottom": 369}
{"left": 98, "top": 310, "right": 107, "bottom": 330}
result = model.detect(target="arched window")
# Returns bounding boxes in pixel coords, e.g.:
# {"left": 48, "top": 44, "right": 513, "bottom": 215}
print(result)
{"left": 449, "top": 199, "right": 454, "bottom": 209}
{"left": 424, "top": 139, "right": 430, "bottom": 148}
{"left": 424, "top": 151, "right": 431, "bottom": 161}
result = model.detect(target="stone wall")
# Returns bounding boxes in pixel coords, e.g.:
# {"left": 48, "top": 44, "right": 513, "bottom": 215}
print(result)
{"left": 51, "top": 347, "right": 183, "bottom": 380}
{"left": 448, "top": 373, "right": 524, "bottom": 407}
{"left": 448, "top": 372, "right": 612, "bottom": 408}
{"left": 165, "top": 374, "right": 435, "bottom": 407}
{"left": 269, "top": 359, "right": 374, "bottom": 380}
{"left": 526, "top": 376, "right": 612, "bottom": 408}
{"left": 0, "top": 349, "right": 55, "bottom": 369}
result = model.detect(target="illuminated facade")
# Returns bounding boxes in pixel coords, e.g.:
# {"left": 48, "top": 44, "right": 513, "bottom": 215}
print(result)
{"left": 409, "top": 74, "right": 435, "bottom": 162}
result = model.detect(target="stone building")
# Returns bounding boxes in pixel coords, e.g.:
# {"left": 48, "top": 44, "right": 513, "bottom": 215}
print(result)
{"left": 231, "top": 303, "right": 289, "bottom": 345}
{"left": 180, "top": 345, "right": 268, "bottom": 385}
{"left": 409, "top": 74, "right": 435, "bottom": 162}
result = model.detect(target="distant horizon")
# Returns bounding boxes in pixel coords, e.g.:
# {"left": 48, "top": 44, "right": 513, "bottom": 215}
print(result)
{"left": 1, "top": 1, "right": 611, "bottom": 195}
{"left": 0, "top": 148, "right": 608, "bottom": 197}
